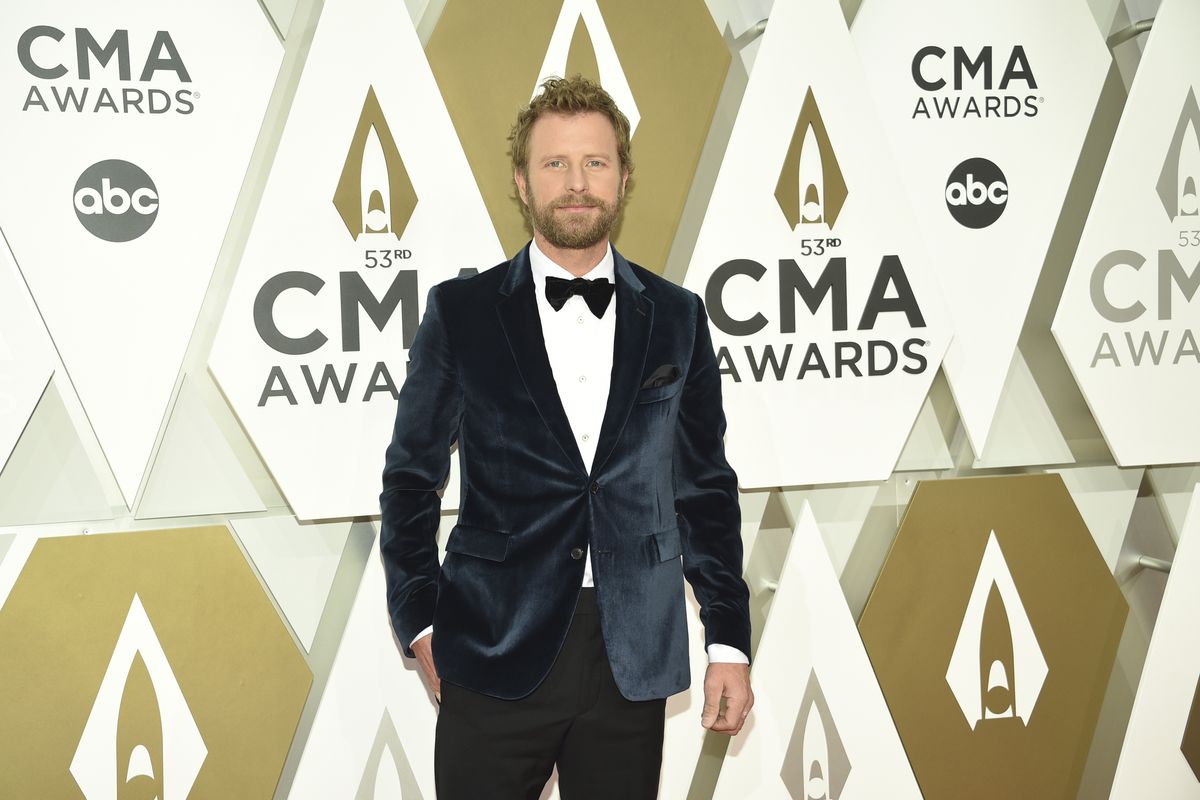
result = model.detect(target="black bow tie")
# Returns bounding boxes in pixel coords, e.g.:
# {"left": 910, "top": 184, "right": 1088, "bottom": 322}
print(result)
{"left": 544, "top": 275, "right": 615, "bottom": 318}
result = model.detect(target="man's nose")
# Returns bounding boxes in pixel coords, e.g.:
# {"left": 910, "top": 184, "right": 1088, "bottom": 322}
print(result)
{"left": 565, "top": 162, "right": 588, "bottom": 192}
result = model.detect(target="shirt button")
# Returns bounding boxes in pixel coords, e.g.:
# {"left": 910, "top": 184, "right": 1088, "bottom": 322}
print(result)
{"left": 576, "top": 315, "right": 584, "bottom": 324}
{"left": 581, "top": 433, "right": 590, "bottom": 441}
{"left": 578, "top": 375, "right": 587, "bottom": 383}
{"left": 590, "top": 481, "right": 600, "bottom": 494}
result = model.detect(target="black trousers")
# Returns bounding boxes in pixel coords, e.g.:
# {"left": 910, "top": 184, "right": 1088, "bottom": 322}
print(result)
{"left": 434, "top": 589, "right": 667, "bottom": 799}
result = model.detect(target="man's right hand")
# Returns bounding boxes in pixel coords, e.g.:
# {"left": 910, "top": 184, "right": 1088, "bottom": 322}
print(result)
{"left": 411, "top": 634, "right": 441, "bottom": 702}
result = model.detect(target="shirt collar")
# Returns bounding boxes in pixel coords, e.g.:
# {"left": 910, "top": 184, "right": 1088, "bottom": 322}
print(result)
{"left": 528, "top": 238, "right": 615, "bottom": 287}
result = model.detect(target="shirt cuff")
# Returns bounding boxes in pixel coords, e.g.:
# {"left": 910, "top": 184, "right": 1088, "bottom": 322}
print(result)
{"left": 410, "top": 625, "right": 433, "bottom": 649}
{"left": 706, "top": 643, "right": 749, "bottom": 664}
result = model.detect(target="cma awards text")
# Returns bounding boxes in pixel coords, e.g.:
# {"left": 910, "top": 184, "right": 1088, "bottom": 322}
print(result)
{"left": 253, "top": 258, "right": 421, "bottom": 407}
{"left": 704, "top": 255, "right": 930, "bottom": 382}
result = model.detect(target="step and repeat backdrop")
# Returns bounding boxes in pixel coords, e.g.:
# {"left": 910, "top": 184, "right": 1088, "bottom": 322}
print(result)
{"left": 0, "top": 0, "right": 1197, "bottom": 797}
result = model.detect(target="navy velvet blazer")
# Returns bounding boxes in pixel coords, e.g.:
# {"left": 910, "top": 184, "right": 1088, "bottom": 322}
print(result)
{"left": 379, "top": 244, "right": 751, "bottom": 701}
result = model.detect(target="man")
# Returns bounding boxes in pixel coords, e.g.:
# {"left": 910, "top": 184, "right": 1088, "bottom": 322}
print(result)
{"left": 380, "top": 75, "right": 752, "bottom": 799}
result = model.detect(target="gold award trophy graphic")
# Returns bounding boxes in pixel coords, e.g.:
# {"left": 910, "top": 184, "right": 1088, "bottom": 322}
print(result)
{"left": 0, "top": 528, "right": 311, "bottom": 798}
{"left": 72, "top": 594, "right": 204, "bottom": 800}
{"left": 859, "top": 475, "right": 1127, "bottom": 799}
{"left": 775, "top": 88, "right": 848, "bottom": 230}
{"left": 333, "top": 86, "right": 418, "bottom": 241}
{"left": 945, "top": 531, "right": 1048, "bottom": 733}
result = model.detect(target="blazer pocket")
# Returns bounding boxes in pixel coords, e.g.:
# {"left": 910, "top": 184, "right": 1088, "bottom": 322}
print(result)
{"left": 444, "top": 524, "right": 510, "bottom": 562}
{"left": 635, "top": 379, "right": 682, "bottom": 405}
{"left": 651, "top": 526, "right": 682, "bottom": 562}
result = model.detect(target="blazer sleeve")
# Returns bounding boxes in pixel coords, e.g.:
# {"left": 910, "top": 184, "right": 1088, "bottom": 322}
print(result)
{"left": 673, "top": 292, "right": 752, "bottom": 660}
{"left": 379, "top": 283, "right": 464, "bottom": 657}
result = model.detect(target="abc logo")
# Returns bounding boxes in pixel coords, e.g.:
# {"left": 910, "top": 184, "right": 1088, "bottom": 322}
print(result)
{"left": 73, "top": 159, "right": 159, "bottom": 242}
{"left": 944, "top": 158, "right": 1008, "bottom": 229}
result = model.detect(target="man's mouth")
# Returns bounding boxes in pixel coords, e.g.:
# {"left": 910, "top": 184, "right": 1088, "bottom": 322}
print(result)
{"left": 553, "top": 197, "right": 602, "bottom": 212}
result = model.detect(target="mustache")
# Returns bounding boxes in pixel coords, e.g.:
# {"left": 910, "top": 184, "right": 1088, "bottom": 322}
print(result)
{"left": 549, "top": 195, "right": 606, "bottom": 209}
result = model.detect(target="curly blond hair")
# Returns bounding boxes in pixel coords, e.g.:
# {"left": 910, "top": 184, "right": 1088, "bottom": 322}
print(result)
{"left": 509, "top": 75, "right": 634, "bottom": 180}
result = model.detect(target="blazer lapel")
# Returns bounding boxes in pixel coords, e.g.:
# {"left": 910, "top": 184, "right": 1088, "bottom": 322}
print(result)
{"left": 496, "top": 245, "right": 588, "bottom": 476}
{"left": 590, "top": 248, "right": 653, "bottom": 477}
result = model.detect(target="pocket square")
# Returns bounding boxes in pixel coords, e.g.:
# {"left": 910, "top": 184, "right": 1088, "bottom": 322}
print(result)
{"left": 640, "top": 364, "right": 681, "bottom": 390}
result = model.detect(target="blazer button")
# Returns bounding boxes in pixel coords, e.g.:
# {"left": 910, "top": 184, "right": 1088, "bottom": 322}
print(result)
{"left": 590, "top": 481, "right": 600, "bottom": 494}
{"left": 571, "top": 547, "right": 585, "bottom": 560}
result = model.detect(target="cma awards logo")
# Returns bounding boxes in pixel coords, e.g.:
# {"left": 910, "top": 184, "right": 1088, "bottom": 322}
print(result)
{"left": 944, "top": 157, "right": 1008, "bottom": 229}
{"left": 911, "top": 45, "right": 1041, "bottom": 120}
{"left": 775, "top": 88, "right": 847, "bottom": 230}
{"left": 17, "top": 26, "right": 196, "bottom": 115}
{"left": 781, "top": 672, "right": 850, "bottom": 800}
{"left": 1157, "top": 88, "right": 1200, "bottom": 222}
{"left": 704, "top": 88, "right": 929, "bottom": 385}
{"left": 256, "top": 86, "right": 423, "bottom": 408}
{"left": 532, "top": 0, "right": 640, "bottom": 136}
{"left": 70, "top": 594, "right": 206, "bottom": 800}
{"left": 332, "top": 86, "right": 417, "bottom": 241}
{"left": 1088, "top": 88, "right": 1200, "bottom": 370}
{"left": 73, "top": 160, "right": 160, "bottom": 242}
{"left": 945, "top": 531, "right": 1047, "bottom": 731}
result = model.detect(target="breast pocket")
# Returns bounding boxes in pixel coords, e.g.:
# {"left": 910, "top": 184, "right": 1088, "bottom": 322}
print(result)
{"left": 444, "top": 524, "right": 510, "bottom": 562}
{"left": 635, "top": 380, "right": 682, "bottom": 405}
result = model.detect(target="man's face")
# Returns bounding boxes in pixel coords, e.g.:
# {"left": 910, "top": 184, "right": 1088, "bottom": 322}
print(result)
{"left": 514, "top": 111, "right": 628, "bottom": 250}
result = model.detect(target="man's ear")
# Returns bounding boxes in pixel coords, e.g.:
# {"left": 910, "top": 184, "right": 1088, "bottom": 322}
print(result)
{"left": 620, "top": 167, "right": 630, "bottom": 196}
{"left": 514, "top": 168, "right": 528, "bottom": 205}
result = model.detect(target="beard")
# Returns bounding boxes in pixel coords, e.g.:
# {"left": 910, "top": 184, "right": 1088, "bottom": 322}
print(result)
{"left": 525, "top": 184, "right": 624, "bottom": 250}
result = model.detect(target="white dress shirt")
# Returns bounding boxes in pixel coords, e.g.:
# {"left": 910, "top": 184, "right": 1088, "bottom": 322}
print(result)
{"left": 528, "top": 239, "right": 616, "bottom": 587}
{"left": 413, "top": 240, "right": 747, "bottom": 665}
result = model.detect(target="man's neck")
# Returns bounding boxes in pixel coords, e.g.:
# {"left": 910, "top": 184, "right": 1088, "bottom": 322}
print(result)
{"left": 532, "top": 231, "right": 611, "bottom": 277}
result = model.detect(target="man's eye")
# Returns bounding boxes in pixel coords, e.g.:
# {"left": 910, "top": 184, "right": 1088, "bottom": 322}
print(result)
{"left": 587, "top": 160, "right": 605, "bottom": 167}
{"left": 546, "top": 160, "right": 563, "bottom": 168}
